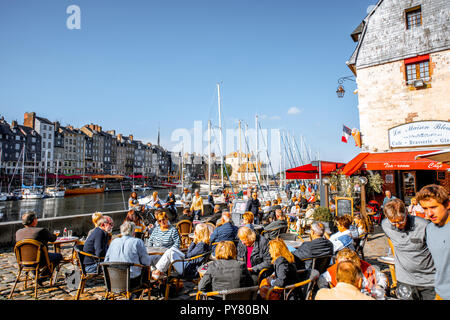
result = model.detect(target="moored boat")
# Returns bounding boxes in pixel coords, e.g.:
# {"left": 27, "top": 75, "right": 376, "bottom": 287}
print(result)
{"left": 64, "top": 183, "right": 105, "bottom": 196}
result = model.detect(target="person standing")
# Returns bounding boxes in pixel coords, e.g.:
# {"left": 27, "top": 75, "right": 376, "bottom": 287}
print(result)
{"left": 382, "top": 190, "right": 397, "bottom": 209}
{"left": 190, "top": 189, "right": 204, "bottom": 220}
{"left": 181, "top": 188, "right": 192, "bottom": 210}
{"left": 382, "top": 198, "right": 435, "bottom": 300}
{"left": 245, "top": 192, "right": 262, "bottom": 224}
{"left": 165, "top": 191, "right": 177, "bottom": 220}
{"left": 417, "top": 184, "right": 450, "bottom": 300}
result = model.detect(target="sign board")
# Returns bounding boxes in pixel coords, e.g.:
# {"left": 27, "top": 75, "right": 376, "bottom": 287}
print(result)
{"left": 231, "top": 200, "right": 247, "bottom": 225}
{"left": 388, "top": 121, "right": 450, "bottom": 148}
{"left": 335, "top": 197, "right": 353, "bottom": 217}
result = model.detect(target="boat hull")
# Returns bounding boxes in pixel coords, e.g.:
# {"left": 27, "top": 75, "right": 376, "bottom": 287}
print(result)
{"left": 64, "top": 186, "right": 105, "bottom": 195}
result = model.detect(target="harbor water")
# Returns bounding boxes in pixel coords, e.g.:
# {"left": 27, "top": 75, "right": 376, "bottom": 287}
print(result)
{"left": 0, "top": 189, "right": 173, "bottom": 223}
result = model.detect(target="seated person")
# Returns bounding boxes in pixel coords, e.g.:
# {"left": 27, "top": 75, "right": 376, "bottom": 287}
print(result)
{"left": 236, "top": 226, "right": 272, "bottom": 284}
{"left": 87, "top": 211, "right": 104, "bottom": 238}
{"left": 262, "top": 200, "right": 272, "bottom": 214}
{"left": 205, "top": 205, "right": 222, "bottom": 225}
{"left": 146, "top": 211, "right": 180, "bottom": 249}
{"left": 151, "top": 223, "right": 211, "bottom": 280}
{"left": 315, "top": 260, "right": 375, "bottom": 300}
{"left": 198, "top": 241, "right": 253, "bottom": 294}
{"left": 209, "top": 212, "right": 238, "bottom": 251}
{"left": 324, "top": 215, "right": 355, "bottom": 253}
{"left": 296, "top": 204, "right": 315, "bottom": 231}
{"left": 318, "top": 248, "right": 388, "bottom": 297}
{"left": 83, "top": 215, "right": 114, "bottom": 274}
{"left": 260, "top": 238, "right": 299, "bottom": 300}
{"left": 179, "top": 208, "right": 194, "bottom": 222}
{"left": 241, "top": 211, "right": 255, "bottom": 230}
{"left": 15, "top": 211, "right": 63, "bottom": 281}
{"left": 350, "top": 213, "right": 369, "bottom": 245}
{"left": 147, "top": 191, "right": 162, "bottom": 208}
{"left": 128, "top": 192, "right": 143, "bottom": 212}
{"left": 262, "top": 209, "right": 288, "bottom": 240}
{"left": 123, "top": 210, "right": 147, "bottom": 235}
{"left": 104, "top": 221, "right": 151, "bottom": 288}
{"left": 292, "top": 222, "right": 334, "bottom": 270}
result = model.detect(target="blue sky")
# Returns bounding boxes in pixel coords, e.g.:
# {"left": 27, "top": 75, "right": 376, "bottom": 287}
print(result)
{"left": 0, "top": 0, "right": 377, "bottom": 169}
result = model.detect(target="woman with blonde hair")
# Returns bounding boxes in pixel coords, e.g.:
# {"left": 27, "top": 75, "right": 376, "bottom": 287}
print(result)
{"left": 151, "top": 223, "right": 211, "bottom": 280}
{"left": 242, "top": 211, "right": 255, "bottom": 230}
{"left": 198, "top": 241, "right": 253, "bottom": 293}
{"left": 259, "top": 238, "right": 299, "bottom": 299}
{"left": 148, "top": 191, "right": 162, "bottom": 208}
{"left": 87, "top": 212, "right": 103, "bottom": 238}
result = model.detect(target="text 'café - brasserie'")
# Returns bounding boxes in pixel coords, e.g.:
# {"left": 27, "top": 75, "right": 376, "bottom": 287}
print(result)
{"left": 342, "top": 120, "right": 450, "bottom": 205}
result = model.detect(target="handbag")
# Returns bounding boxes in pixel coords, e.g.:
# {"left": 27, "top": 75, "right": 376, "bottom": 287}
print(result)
{"left": 259, "top": 277, "right": 282, "bottom": 300}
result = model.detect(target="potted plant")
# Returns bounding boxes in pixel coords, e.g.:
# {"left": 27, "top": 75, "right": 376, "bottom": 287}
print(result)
{"left": 312, "top": 206, "right": 335, "bottom": 233}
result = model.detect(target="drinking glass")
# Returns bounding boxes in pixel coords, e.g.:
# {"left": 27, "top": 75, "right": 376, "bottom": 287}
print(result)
{"left": 68, "top": 230, "right": 73, "bottom": 237}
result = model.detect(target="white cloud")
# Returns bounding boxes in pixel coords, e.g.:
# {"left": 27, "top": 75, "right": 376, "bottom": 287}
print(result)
{"left": 287, "top": 107, "right": 302, "bottom": 115}
{"left": 270, "top": 115, "right": 281, "bottom": 120}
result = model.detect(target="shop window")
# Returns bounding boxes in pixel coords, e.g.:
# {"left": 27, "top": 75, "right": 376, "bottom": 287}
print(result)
{"left": 406, "top": 6, "right": 422, "bottom": 29}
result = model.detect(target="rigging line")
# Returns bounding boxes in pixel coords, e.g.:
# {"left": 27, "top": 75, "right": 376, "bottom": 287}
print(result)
{"left": 211, "top": 124, "right": 235, "bottom": 195}
{"left": 242, "top": 125, "right": 266, "bottom": 203}
{"left": 257, "top": 122, "right": 281, "bottom": 199}
{"left": 292, "top": 132, "right": 304, "bottom": 166}
{"left": 280, "top": 131, "right": 300, "bottom": 187}
{"left": 282, "top": 130, "right": 296, "bottom": 169}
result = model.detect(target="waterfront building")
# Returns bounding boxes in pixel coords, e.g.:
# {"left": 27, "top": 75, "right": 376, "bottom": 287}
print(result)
{"left": 133, "top": 139, "right": 145, "bottom": 175}
{"left": 343, "top": 0, "right": 450, "bottom": 204}
{"left": 53, "top": 122, "right": 64, "bottom": 175}
{"left": 81, "top": 124, "right": 105, "bottom": 174}
{"left": 59, "top": 125, "right": 85, "bottom": 175}
{"left": 143, "top": 143, "right": 153, "bottom": 179}
{"left": 23, "top": 112, "right": 55, "bottom": 173}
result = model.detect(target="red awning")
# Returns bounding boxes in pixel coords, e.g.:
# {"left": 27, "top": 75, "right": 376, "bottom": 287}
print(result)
{"left": 286, "top": 161, "right": 346, "bottom": 180}
{"left": 41, "top": 174, "right": 83, "bottom": 179}
{"left": 342, "top": 150, "right": 450, "bottom": 176}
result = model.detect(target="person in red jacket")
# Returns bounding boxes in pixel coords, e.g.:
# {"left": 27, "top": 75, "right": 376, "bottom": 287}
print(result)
{"left": 318, "top": 248, "right": 388, "bottom": 298}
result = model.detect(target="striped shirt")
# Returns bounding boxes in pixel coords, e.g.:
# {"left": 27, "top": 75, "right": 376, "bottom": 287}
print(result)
{"left": 146, "top": 225, "right": 180, "bottom": 248}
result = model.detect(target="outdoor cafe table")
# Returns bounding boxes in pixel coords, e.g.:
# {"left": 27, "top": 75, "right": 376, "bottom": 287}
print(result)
{"left": 49, "top": 236, "right": 80, "bottom": 264}
{"left": 147, "top": 246, "right": 168, "bottom": 255}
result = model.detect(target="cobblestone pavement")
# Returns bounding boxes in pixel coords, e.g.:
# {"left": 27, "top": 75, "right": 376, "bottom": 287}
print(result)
{"left": 0, "top": 225, "right": 391, "bottom": 301}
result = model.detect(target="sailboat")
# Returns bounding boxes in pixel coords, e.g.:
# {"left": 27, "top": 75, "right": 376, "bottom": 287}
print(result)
{"left": 45, "top": 160, "right": 65, "bottom": 197}
{"left": 21, "top": 150, "right": 45, "bottom": 199}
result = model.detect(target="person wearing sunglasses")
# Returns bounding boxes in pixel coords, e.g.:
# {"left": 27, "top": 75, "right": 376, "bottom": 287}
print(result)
{"left": 381, "top": 198, "right": 435, "bottom": 300}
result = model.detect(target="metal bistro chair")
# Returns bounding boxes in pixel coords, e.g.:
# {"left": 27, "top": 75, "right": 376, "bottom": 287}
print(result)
{"left": 176, "top": 220, "right": 193, "bottom": 249}
{"left": 72, "top": 245, "right": 104, "bottom": 300}
{"left": 265, "top": 269, "right": 320, "bottom": 301}
{"left": 196, "top": 285, "right": 260, "bottom": 300}
{"left": 9, "top": 239, "right": 61, "bottom": 299}
{"left": 101, "top": 262, "right": 152, "bottom": 300}
{"left": 162, "top": 250, "right": 212, "bottom": 300}
{"left": 260, "top": 225, "right": 288, "bottom": 241}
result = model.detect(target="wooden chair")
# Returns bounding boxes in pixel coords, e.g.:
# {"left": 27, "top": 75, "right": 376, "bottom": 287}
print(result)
{"left": 162, "top": 250, "right": 212, "bottom": 300}
{"left": 176, "top": 220, "right": 193, "bottom": 249}
{"left": 9, "top": 239, "right": 61, "bottom": 299}
{"left": 101, "top": 262, "right": 152, "bottom": 300}
{"left": 196, "top": 285, "right": 259, "bottom": 300}
{"left": 73, "top": 246, "right": 104, "bottom": 300}
{"left": 257, "top": 267, "right": 274, "bottom": 285}
{"left": 386, "top": 238, "right": 397, "bottom": 290}
{"left": 265, "top": 269, "right": 320, "bottom": 300}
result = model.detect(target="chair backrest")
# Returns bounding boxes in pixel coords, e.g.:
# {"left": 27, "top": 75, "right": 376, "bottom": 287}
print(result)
{"left": 278, "top": 233, "right": 298, "bottom": 241}
{"left": 176, "top": 220, "right": 193, "bottom": 235}
{"left": 284, "top": 269, "right": 320, "bottom": 300}
{"left": 197, "top": 285, "right": 259, "bottom": 300}
{"left": 14, "top": 239, "right": 50, "bottom": 270}
{"left": 101, "top": 262, "right": 135, "bottom": 293}
{"left": 310, "top": 255, "right": 333, "bottom": 275}
{"left": 74, "top": 245, "right": 102, "bottom": 275}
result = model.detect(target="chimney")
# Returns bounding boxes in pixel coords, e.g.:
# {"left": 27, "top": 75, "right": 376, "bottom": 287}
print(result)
{"left": 107, "top": 130, "right": 115, "bottom": 136}
{"left": 54, "top": 121, "right": 60, "bottom": 131}
{"left": 11, "top": 120, "right": 18, "bottom": 127}
{"left": 117, "top": 134, "right": 122, "bottom": 140}
{"left": 24, "top": 112, "right": 36, "bottom": 129}
{"left": 129, "top": 134, "right": 133, "bottom": 141}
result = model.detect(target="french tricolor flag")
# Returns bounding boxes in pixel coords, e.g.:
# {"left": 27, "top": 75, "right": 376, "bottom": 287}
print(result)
{"left": 342, "top": 125, "right": 352, "bottom": 143}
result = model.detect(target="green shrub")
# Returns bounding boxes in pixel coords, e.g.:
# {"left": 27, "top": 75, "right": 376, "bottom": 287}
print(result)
{"left": 312, "top": 206, "right": 334, "bottom": 222}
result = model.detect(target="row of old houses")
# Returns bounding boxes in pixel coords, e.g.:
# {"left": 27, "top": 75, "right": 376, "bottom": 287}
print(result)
{"left": 0, "top": 112, "right": 172, "bottom": 179}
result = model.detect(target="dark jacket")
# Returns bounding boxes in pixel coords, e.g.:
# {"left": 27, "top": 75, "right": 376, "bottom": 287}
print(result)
{"left": 15, "top": 227, "right": 56, "bottom": 248}
{"left": 184, "top": 241, "right": 211, "bottom": 279}
{"left": 272, "top": 256, "right": 299, "bottom": 288}
{"left": 198, "top": 259, "right": 254, "bottom": 292}
{"left": 263, "top": 219, "right": 288, "bottom": 240}
{"left": 206, "top": 211, "right": 222, "bottom": 225}
{"left": 83, "top": 227, "right": 109, "bottom": 265}
{"left": 209, "top": 222, "right": 238, "bottom": 250}
{"left": 292, "top": 237, "right": 334, "bottom": 269}
{"left": 245, "top": 198, "right": 261, "bottom": 217}
{"left": 237, "top": 234, "right": 272, "bottom": 274}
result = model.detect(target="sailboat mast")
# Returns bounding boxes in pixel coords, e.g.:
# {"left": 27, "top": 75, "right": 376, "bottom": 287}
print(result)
{"left": 255, "top": 115, "right": 259, "bottom": 188}
{"left": 217, "top": 83, "right": 224, "bottom": 187}
{"left": 208, "top": 120, "right": 211, "bottom": 192}
{"left": 238, "top": 120, "right": 242, "bottom": 189}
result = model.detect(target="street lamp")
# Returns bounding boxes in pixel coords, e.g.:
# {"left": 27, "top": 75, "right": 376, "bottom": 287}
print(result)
{"left": 359, "top": 176, "right": 369, "bottom": 228}
{"left": 322, "top": 177, "right": 331, "bottom": 209}
{"left": 336, "top": 76, "right": 356, "bottom": 98}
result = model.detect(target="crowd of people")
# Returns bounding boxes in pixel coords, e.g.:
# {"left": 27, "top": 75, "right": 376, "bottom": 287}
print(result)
{"left": 12, "top": 182, "right": 449, "bottom": 301}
